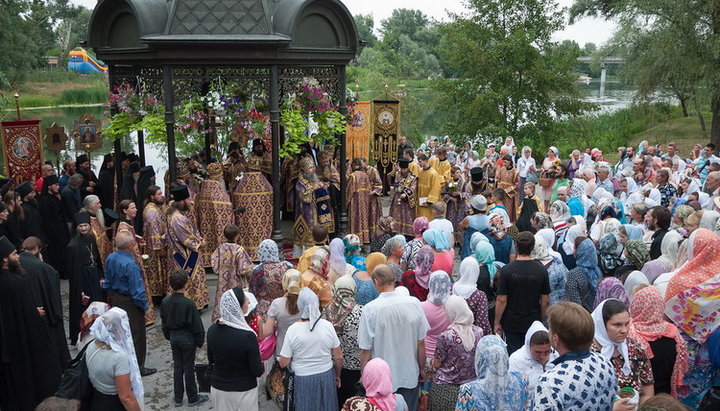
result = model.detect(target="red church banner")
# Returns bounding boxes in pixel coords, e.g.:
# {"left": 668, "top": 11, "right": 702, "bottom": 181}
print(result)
{"left": 1, "top": 120, "right": 44, "bottom": 183}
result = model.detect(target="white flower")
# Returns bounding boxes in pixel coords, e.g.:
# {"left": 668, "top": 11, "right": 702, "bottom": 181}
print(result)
{"left": 141, "top": 254, "right": 150, "bottom": 260}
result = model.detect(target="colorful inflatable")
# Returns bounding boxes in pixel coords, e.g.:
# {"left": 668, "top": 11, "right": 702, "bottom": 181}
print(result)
{"left": 67, "top": 47, "right": 108, "bottom": 74}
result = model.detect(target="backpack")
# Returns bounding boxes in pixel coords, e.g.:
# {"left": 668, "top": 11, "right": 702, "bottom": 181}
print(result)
{"left": 54, "top": 340, "right": 100, "bottom": 406}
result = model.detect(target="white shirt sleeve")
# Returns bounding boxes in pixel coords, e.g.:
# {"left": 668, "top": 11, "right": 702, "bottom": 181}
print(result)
{"left": 279, "top": 324, "right": 295, "bottom": 358}
{"left": 357, "top": 305, "right": 374, "bottom": 350}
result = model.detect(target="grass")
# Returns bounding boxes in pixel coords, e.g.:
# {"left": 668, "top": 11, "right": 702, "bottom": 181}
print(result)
{"left": 1, "top": 69, "right": 108, "bottom": 108}
{"left": 628, "top": 112, "right": 712, "bottom": 155}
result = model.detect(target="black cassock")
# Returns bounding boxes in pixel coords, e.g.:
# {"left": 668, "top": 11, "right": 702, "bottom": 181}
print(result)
{"left": 0, "top": 269, "right": 62, "bottom": 410}
{"left": 20, "top": 199, "right": 44, "bottom": 241}
{"left": 38, "top": 192, "right": 70, "bottom": 278}
{"left": 5, "top": 213, "right": 23, "bottom": 250}
{"left": 66, "top": 233, "right": 104, "bottom": 345}
{"left": 19, "top": 251, "right": 71, "bottom": 369}
{"left": 97, "top": 166, "right": 116, "bottom": 212}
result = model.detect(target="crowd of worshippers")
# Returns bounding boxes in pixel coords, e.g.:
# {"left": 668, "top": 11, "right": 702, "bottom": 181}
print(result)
{"left": 1, "top": 136, "right": 719, "bottom": 411}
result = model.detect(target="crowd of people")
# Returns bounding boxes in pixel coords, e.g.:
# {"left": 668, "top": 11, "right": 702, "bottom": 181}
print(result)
{"left": 1, "top": 136, "right": 719, "bottom": 411}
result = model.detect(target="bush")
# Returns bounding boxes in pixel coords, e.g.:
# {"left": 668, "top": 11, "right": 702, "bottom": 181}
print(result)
{"left": 58, "top": 87, "right": 108, "bottom": 105}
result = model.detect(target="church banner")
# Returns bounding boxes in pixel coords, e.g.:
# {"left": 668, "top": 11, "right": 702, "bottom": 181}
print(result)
{"left": 1, "top": 119, "right": 44, "bottom": 183}
{"left": 371, "top": 99, "right": 400, "bottom": 168}
{"left": 346, "top": 101, "right": 372, "bottom": 161}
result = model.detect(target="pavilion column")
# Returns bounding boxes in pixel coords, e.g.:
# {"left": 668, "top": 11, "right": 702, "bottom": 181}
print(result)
{"left": 162, "top": 65, "right": 177, "bottom": 183}
{"left": 337, "top": 65, "right": 348, "bottom": 236}
{"left": 137, "top": 130, "right": 145, "bottom": 166}
{"left": 270, "top": 64, "right": 283, "bottom": 242}
{"left": 108, "top": 65, "right": 123, "bottom": 191}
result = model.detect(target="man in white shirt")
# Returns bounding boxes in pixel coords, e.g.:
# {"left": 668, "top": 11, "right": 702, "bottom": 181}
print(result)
{"left": 516, "top": 146, "right": 536, "bottom": 201}
{"left": 427, "top": 201, "right": 454, "bottom": 247}
{"left": 358, "top": 265, "right": 430, "bottom": 411}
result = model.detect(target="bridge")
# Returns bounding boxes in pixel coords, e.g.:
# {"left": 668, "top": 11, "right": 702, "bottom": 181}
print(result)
{"left": 576, "top": 56, "right": 626, "bottom": 97}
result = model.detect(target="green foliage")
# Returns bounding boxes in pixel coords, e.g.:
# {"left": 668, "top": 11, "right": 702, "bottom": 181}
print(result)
{"left": 354, "top": 14, "right": 378, "bottom": 47}
{"left": 104, "top": 112, "right": 137, "bottom": 141}
{"left": 279, "top": 104, "right": 309, "bottom": 158}
{"left": 58, "top": 87, "right": 107, "bottom": 105}
{"left": 137, "top": 113, "right": 167, "bottom": 144}
{"left": 435, "top": 0, "right": 594, "bottom": 142}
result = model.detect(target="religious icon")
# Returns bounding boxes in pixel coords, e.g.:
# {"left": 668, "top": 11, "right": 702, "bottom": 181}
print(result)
{"left": 79, "top": 125, "right": 96, "bottom": 143}
{"left": 45, "top": 123, "right": 69, "bottom": 155}
{"left": 12, "top": 137, "right": 33, "bottom": 159}
{"left": 72, "top": 114, "right": 103, "bottom": 152}
{"left": 378, "top": 110, "right": 394, "bottom": 126}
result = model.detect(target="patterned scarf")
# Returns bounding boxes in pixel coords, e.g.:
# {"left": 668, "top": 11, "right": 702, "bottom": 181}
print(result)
{"left": 324, "top": 275, "right": 356, "bottom": 327}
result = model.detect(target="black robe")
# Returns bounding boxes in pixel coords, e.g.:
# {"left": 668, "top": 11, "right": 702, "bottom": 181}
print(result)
{"left": 134, "top": 167, "right": 156, "bottom": 235}
{"left": 5, "top": 213, "right": 23, "bottom": 250}
{"left": 19, "top": 252, "right": 70, "bottom": 369}
{"left": 0, "top": 268, "right": 62, "bottom": 410}
{"left": 20, "top": 199, "right": 44, "bottom": 242}
{"left": 78, "top": 168, "right": 101, "bottom": 200}
{"left": 97, "top": 166, "right": 116, "bottom": 212}
{"left": 119, "top": 172, "right": 137, "bottom": 204}
{"left": 38, "top": 192, "right": 70, "bottom": 278}
{"left": 66, "top": 234, "right": 104, "bottom": 344}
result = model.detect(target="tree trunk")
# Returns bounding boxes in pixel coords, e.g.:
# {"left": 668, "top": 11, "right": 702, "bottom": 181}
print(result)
{"left": 711, "top": 95, "right": 720, "bottom": 147}
{"left": 679, "top": 97, "right": 688, "bottom": 117}
{"left": 695, "top": 100, "right": 707, "bottom": 138}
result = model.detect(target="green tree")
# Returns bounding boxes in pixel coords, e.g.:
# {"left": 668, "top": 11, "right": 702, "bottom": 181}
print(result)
{"left": 380, "top": 9, "right": 430, "bottom": 42}
{"left": 0, "top": 0, "right": 43, "bottom": 84}
{"left": 570, "top": 0, "right": 720, "bottom": 147}
{"left": 583, "top": 42, "right": 597, "bottom": 55}
{"left": 354, "top": 14, "right": 378, "bottom": 47}
{"left": 435, "top": 0, "right": 592, "bottom": 144}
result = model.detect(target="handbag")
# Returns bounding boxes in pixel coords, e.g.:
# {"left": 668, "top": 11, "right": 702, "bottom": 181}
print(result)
{"left": 54, "top": 340, "right": 99, "bottom": 403}
{"left": 259, "top": 333, "right": 277, "bottom": 362}
{"left": 525, "top": 171, "right": 538, "bottom": 184}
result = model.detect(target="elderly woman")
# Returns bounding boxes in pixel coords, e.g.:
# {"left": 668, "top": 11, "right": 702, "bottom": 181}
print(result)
{"left": 598, "top": 233, "right": 623, "bottom": 277}
{"left": 353, "top": 252, "right": 384, "bottom": 305}
{"left": 453, "top": 257, "right": 492, "bottom": 336}
{"left": 516, "top": 146, "right": 536, "bottom": 201}
{"left": 86, "top": 307, "right": 143, "bottom": 411}
{"left": 429, "top": 296, "right": 484, "bottom": 410}
{"left": 567, "top": 150, "right": 584, "bottom": 179}
{"left": 371, "top": 216, "right": 395, "bottom": 253}
{"left": 559, "top": 223, "right": 583, "bottom": 270}
{"left": 280, "top": 288, "right": 343, "bottom": 411}
{"left": 250, "top": 239, "right": 294, "bottom": 319}
{"left": 342, "top": 358, "right": 408, "bottom": 411}
{"left": 532, "top": 231, "right": 567, "bottom": 306}
{"left": 323, "top": 275, "right": 363, "bottom": 407}
{"left": 401, "top": 245, "right": 434, "bottom": 301}
{"left": 344, "top": 234, "right": 366, "bottom": 271}
{"left": 565, "top": 238, "right": 601, "bottom": 312}
{"left": 401, "top": 217, "right": 429, "bottom": 269}
{"left": 623, "top": 239, "right": 650, "bottom": 272}
{"left": 549, "top": 200, "right": 571, "bottom": 239}
{"left": 421, "top": 271, "right": 453, "bottom": 386}
{"left": 591, "top": 299, "right": 654, "bottom": 404}
{"left": 207, "top": 288, "right": 263, "bottom": 410}
{"left": 382, "top": 234, "right": 407, "bottom": 283}
{"left": 423, "top": 228, "right": 454, "bottom": 274}
{"left": 640, "top": 230, "right": 682, "bottom": 284}
{"left": 328, "top": 238, "right": 357, "bottom": 284}
{"left": 455, "top": 335, "right": 528, "bottom": 410}
{"left": 301, "top": 248, "right": 332, "bottom": 308}
{"left": 460, "top": 196, "right": 491, "bottom": 258}
{"left": 487, "top": 213, "right": 515, "bottom": 264}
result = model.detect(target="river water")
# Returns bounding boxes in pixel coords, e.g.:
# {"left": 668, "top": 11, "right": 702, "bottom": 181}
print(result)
{"left": 7, "top": 79, "right": 643, "bottom": 178}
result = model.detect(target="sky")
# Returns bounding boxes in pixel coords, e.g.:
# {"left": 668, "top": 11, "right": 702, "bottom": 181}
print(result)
{"left": 71, "top": 0, "right": 617, "bottom": 47}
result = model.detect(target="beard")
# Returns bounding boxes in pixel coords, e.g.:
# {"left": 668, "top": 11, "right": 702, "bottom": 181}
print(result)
{"left": 304, "top": 172, "right": 320, "bottom": 184}
{"left": 92, "top": 208, "right": 105, "bottom": 227}
{"left": 8, "top": 258, "right": 23, "bottom": 274}
{"left": 177, "top": 201, "right": 190, "bottom": 212}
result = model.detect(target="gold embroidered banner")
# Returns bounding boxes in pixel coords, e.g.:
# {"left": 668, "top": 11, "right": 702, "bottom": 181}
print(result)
{"left": 1, "top": 119, "right": 44, "bottom": 183}
{"left": 371, "top": 100, "right": 400, "bottom": 168}
{"left": 346, "top": 101, "right": 372, "bottom": 161}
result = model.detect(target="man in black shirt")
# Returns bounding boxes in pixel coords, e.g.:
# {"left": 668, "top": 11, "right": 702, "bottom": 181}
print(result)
{"left": 161, "top": 269, "right": 208, "bottom": 407}
{"left": 495, "top": 231, "right": 550, "bottom": 354}
{"left": 646, "top": 206, "right": 670, "bottom": 259}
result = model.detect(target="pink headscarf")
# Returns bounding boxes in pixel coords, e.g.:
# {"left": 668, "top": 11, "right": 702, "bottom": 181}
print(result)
{"left": 412, "top": 216, "right": 430, "bottom": 238}
{"left": 362, "top": 358, "right": 397, "bottom": 411}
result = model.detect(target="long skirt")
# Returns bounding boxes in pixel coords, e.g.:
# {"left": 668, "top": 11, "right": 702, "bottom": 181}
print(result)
{"left": 211, "top": 386, "right": 258, "bottom": 411}
{"left": 293, "top": 368, "right": 338, "bottom": 411}
{"left": 428, "top": 383, "right": 460, "bottom": 411}
{"left": 89, "top": 388, "right": 124, "bottom": 411}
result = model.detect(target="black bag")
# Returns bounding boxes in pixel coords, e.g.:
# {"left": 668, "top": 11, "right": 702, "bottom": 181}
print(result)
{"left": 54, "top": 341, "right": 95, "bottom": 403}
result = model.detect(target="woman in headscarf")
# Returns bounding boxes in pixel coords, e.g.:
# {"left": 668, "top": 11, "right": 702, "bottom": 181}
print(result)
{"left": 567, "top": 178, "right": 587, "bottom": 218}
{"left": 86, "top": 307, "right": 144, "bottom": 411}
{"left": 664, "top": 227, "right": 720, "bottom": 301}
{"left": 620, "top": 177, "right": 640, "bottom": 216}
{"left": 382, "top": 234, "right": 407, "bottom": 283}
{"left": 279, "top": 288, "right": 342, "bottom": 411}
{"left": 371, "top": 216, "right": 395, "bottom": 253}
{"left": 699, "top": 210, "right": 720, "bottom": 233}
{"left": 353, "top": 252, "right": 384, "bottom": 305}
{"left": 452, "top": 257, "right": 492, "bottom": 335}
{"left": 344, "top": 234, "right": 366, "bottom": 271}
{"left": 514, "top": 197, "right": 539, "bottom": 233}
{"left": 538, "top": 147, "right": 560, "bottom": 209}
{"left": 322, "top": 275, "right": 363, "bottom": 407}
{"left": 593, "top": 277, "right": 629, "bottom": 310}
{"left": 208, "top": 288, "right": 263, "bottom": 410}
{"left": 672, "top": 205, "right": 694, "bottom": 236}
{"left": 342, "top": 357, "right": 408, "bottom": 411}
{"left": 590, "top": 203, "right": 621, "bottom": 244}
{"left": 401, "top": 217, "right": 429, "bottom": 270}
{"left": 619, "top": 224, "right": 644, "bottom": 244}
{"left": 429, "top": 296, "right": 484, "bottom": 410}
{"left": 559, "top": 224, "right": 583, "bottom": 270}
{"left": 473, "top": 241, "right": 498, "bottom": 319}
{"left": 460, "top": 195, "right": 491, "bottom": 258}
{"left": 250, "top": 239, "right": 294, "bottom": 319}
{"left": 328, "top": 238, "right": 357, "bottom": 284}
{"left": 627, "top": 286, "right": 688, "bottom": 399}
{"left": 421, "top": 271, "right": 452, "bottom": 389}
{"left": 549, "top": 200, "right": 571, "bottom": 239}
{"left": 641, "top": 230, "right": 682, "bottom": 284}
{"left": 565, "top": 238, "right": 601, "bottom": 312}
{"left": 598, "top": 233, "right": 623, "bottom": 277}
{"left": 455, "top": 335, "right": 528, "bottom": 410}
{"left": 77, "top": 301, "right": 111, "bottom": 350}
{"left": 531, "top": 232, "right": 567, "bottom": 306}
{"left": 623, "top": 271, "right": 650, "bottom": 302}
{"left": 301, "top": 247, "right": 332, "bottom": 308}
{"left": 400, "top": 245, "right": 434, "bottom": 301}
{"left": 508, "top": 321, "right": 558, "bottom": 394}
{"left": 423, "top": 228, "right": 454, "bottom": 274}
{"left": 487, "top": 213, "right": 515, "bottom": 264}
{"left": 567, "top": 150, "right": 584, "bottom": 179}
{"left": 263, "top": 269, "right": 303, "bottom": 359}
{"left": 591, "top": 299, "right": 655, "bottom": 404}
{"left": 624, "top": 239, "right": 650, "bottom": 272}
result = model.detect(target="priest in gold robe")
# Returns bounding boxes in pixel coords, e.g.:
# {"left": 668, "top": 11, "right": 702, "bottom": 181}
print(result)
{"left": 233, "top": 143, "right": 273, "bottom": 260}
{"left": 167, "top": 185, "right": 208, "bottom": 310}
{"left": 362, "top": 158, "right": 384, "bottom": 235}
{"left": 429, "top": 146, "right": 452, "bottom": 184}
{"left": 415, "top": 154, "right": 442, "bottom": 220}
{"left": 495, "top": 154, "right": 519, "bottom": 221}
{"left": 195, "top": 163, "right": 234, "bottom": 268}
{"left": 389, "top": 158, "right": 417, "bottom": 237}
{"left": 142, "top": 185, "right": 168, "bottom": 301}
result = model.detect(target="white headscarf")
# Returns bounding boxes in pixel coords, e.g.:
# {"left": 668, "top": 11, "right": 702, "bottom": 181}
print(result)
{"left": 681, "top": 179, "right": 701, "bottom": 201}
{"left": 531, "top": 235, "right": 554, "bottom": 265}
{"left": 90, "top": 307, "right": 144, "bottom": 405}
{"left": 509, "top": 321, "right": 557, "bottom": 382}
{"left": 298, "top": 287, "right": 322, "bottom": 331}
{"left": 562, "top": 224, "right": 584, "bottom": 255}
{"left": 621, "top": 177, "right": 639, "bottom": 213}
{"left": 445, "top": 295, "right": 477, "bottom": 351}
{"left": 428, "top": 271, "right": 452, "bottom": 305}
{"left": 700, "top": 210, "right": 720, "bottom": 230}
{"left": 591, "top": 299, "right": 631, "bottom": 375}
{"left": 536, "top": 228, "right": 560, "bottom": 259}
{"left": 453, "top": 257, "right": 480, "bottom": 299}
{"left": 658, "top": 230, "right": 682, "bottom": 270}
{"left": 219, "top": 288, "right": 256, "bottom": 335}
{"left": 624, "top": 271, "right": 650, "bottom": 301}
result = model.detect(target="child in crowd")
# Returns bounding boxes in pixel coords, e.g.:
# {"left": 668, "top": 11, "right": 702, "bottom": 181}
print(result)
{"left": 296, "top": 225, "right": 329, "bottom": 272}
{"left": 210, "top": 224, "right": 254, "bottom": 322}
{"left": 518, "top": 182, "right": 543, "bottom": 216}
{"left": 160, "top": 269, "right": 208, "bottom": 407}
